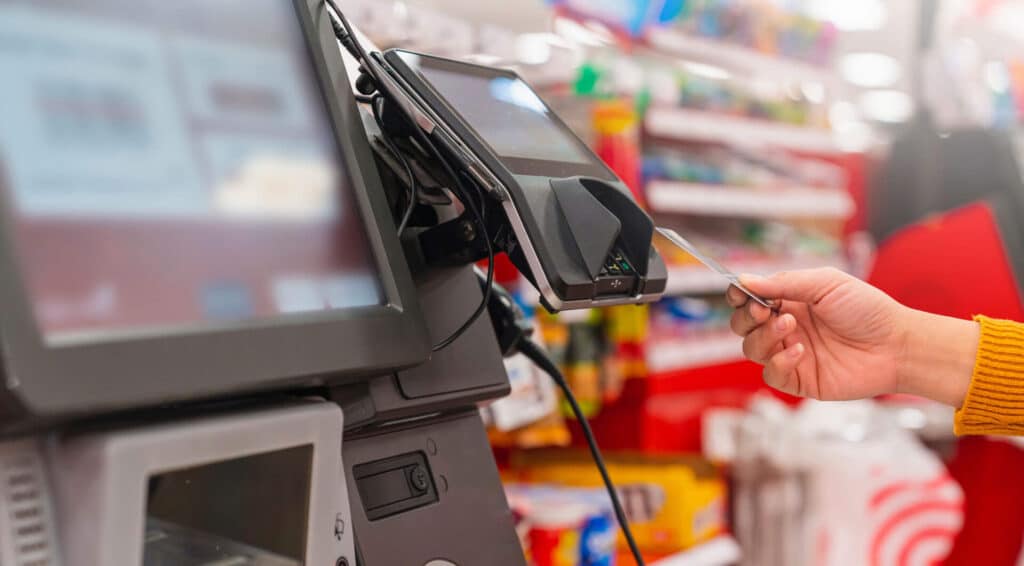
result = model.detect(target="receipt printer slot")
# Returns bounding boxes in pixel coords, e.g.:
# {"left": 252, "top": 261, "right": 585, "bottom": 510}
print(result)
{"left": 354, "top": 452, "right": 437, "bottom": 520}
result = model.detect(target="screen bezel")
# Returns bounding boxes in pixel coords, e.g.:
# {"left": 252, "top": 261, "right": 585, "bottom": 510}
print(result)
{"left": 0, "top": 0, "right": 429, "bottom": 422}
{"left": 390, "top": 50, "right": 617, "bottom": 180}
{"left": 49, "top": 401, "right": 353, "bottom": 566}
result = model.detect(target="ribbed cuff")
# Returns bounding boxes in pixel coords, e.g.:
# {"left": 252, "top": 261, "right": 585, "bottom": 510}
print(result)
{"left": 955, "top": 315, "right": 1024, "bottom": 436}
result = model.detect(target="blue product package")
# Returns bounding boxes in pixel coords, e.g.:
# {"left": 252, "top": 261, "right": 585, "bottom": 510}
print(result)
{"left": 579, "top": 511, "right": 616, "bottom": 566}
{"left": 662, "top": 296, "right": 714, "bottom": 321}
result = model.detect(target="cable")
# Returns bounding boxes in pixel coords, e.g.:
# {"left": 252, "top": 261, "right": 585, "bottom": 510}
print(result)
{"left": 395, "top": 160, "right": 417, "bottom": 235}
{"left": 371, "top": 95, "right": 417, "bottom": 235}
{"left": 399, "top": 193, "right": 417, "bottom": 235}
{"left": 326, "top": 0, "right": 409, "bottom": 230}
{"left": 323, "top": 0, "right": 494, "bottom": 351}
{"left": 517, "top": 339, "right": 647, "bottom": 566}
{"left": 430, "top": 194, "right": 492, "bottom": 351}
{"left": 327, "top": 7, "right": 640, "bottom": 562}
{"left": 324, "top": 0, "right": 386, "bottom": 89}
{"left": 411, "top": 125, "right": 493, "bottom": 352}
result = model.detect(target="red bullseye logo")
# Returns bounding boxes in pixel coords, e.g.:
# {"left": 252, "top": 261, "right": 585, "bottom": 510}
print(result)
{"left": 868, "top": 475, "right": 963, "bottom": 566}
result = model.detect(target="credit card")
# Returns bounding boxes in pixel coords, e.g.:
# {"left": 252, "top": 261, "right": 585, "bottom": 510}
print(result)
{"left": 656, "top": 227, "right": 778, "bottom": 310}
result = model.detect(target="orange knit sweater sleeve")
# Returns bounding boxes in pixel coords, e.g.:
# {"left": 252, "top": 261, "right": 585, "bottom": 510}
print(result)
{"left": 955, "top": 315, "right": 1024, "bottom": 435}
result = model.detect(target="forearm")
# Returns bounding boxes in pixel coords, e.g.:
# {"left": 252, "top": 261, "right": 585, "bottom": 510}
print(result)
{"left": 954, "top": 316, "right": 1024, "bottom": 435}
{"left": 896, "top": 308, "right": 979, "bottom": 408}
{"left": 898, "top": 310, "right": 1024, "bottom": 436}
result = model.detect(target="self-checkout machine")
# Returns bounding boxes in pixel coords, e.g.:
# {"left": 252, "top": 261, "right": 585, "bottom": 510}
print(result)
{"left": 0, "top": 1, "right": 669, "bottom": 565}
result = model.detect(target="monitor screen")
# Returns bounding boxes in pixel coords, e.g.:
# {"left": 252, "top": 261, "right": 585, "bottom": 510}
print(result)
{"left": 0, "top": 0, "right": 382, "bottom": 345}
{"left": 401, "top": 52, "right": 595, "bottom": 166}
{"left": 144, "top": 445, "right": 313, "bottom": 566}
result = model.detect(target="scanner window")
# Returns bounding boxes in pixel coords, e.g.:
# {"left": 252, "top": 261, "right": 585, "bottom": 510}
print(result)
{"left": 143, "top": 445, "right": 313, "bottom": 565}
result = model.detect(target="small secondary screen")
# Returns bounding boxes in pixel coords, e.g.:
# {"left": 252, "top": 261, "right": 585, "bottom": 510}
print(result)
{"left": 144, "top": 445, "right": 313, "bottom": 565}
{"left": 402, "top": 52, "right": 595, "bottom": 166}
{"left": 0, "top": 0, "right": 382, "bottom": 344}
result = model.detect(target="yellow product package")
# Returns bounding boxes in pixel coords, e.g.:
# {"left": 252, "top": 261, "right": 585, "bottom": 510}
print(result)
{"left": 510, "top": 450, "right": 726, "bottom": 554}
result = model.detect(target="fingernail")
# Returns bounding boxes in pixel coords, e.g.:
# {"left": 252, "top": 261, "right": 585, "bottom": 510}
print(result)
{"left": 775, "top": 315, "right": 790, "bottom": 331}
{"left": 789, "top": 343, "right": 805, "bottom": 358}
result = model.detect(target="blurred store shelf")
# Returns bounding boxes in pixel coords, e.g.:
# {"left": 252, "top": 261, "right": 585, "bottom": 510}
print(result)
{"left": 646, "top": 27, "right": 835, "bottom": 86}
{"left": 664, "top": 257, "right": 847, "bottom": 296}
{"left": 647, "top": 334, "right": 744, "bottom": 373}
{"left": 649, "top": 534, "right": 742, "bottom": 566}
{"left": 647, "top": 180, "right": 855, "bottom": 219}
{"left": 645, "top": 107, "right": 840, "bottom": 153}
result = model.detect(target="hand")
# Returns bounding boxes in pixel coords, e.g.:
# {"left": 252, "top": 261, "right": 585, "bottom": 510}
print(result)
{"left": 727, "top": 268, "right": 974, "bottom": 404}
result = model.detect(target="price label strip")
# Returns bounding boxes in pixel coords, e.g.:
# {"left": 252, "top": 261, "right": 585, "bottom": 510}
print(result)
{"left": 656, "top": 227, "right": 778, "bottom": 310}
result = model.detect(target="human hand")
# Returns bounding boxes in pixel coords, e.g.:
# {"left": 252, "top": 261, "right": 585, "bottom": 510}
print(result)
{"left": 727, "top": 268, "right": 914, "bottom": 401}
{"left": 728, "top": 268, "right": 978, "bottom": 406}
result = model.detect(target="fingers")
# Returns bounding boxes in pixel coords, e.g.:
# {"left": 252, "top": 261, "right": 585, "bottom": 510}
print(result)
{"left": 730, "top": 300, "right": 773, "bottom": 337}
{"left": 762, "top": 342, "right": 805, "bottom": 395}
{"left": 741, "top": 313, "right": 797, "bottom": 362}
{"left": 727, "top": 285, "right": 807, "bottom": 396}
{"left": 740, "top": 267, "right": 850, "bottom": 305}
{"left": 726, "top": 285, "right": 749, "bottom": 308}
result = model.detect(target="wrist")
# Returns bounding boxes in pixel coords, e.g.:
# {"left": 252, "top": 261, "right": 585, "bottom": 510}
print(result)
{"left": 896, "top": 308, "right": 979, "bottom": 407}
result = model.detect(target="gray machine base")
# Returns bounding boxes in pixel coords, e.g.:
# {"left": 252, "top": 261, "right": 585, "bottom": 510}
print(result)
{"left": 344, "top": 410, "right": 526, "bottom": 566}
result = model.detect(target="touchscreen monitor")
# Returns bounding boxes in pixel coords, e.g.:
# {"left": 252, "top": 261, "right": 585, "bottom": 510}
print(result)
{"left": 0, "top": 0, "right": 382, "bottom": 345}
{"left": 393, "top": 50, "right": 614, "bottom": 179}
{"left": 0, "top": 0, "right": 428, "bottom": 425}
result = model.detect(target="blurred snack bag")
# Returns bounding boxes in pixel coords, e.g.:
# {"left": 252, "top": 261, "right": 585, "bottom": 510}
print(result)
{"left": 706, "top": 397, "right": 963, "bottom": 566}
{"left": 506, "top": 484, "right": 617, "bottom": 566}
{"left": 486, "top": 350, "right": 560, "bottom": 432}
{"left": 483, "top": 317, "right": 572, "bottom": 448}
{"left": 508, "top": 450, "right": 726, "bottom": 555}
{"left": 592, "top": 100, "right": 643, "bottom": 205}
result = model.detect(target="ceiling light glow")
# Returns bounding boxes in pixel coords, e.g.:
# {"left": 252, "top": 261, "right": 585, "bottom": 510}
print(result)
{"left": 680, "top": 61, "right": 731, "bottom": 81}
{"left": 840, "top": 52, "right": 902, "bottom": 88}
{"left": 859, "top": 90, "right": 914, "bottom": 123}
{"left": 554, "top": 17, "right": 611, "bottom": 47}
{"left": 806, "top": 0, "right": 886, "bottom": 31}
{"left": 516, "top": 34, "right": 552, "bottom": 65}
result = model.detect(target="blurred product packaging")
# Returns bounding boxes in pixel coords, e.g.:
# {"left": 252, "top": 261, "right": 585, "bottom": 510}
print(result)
{"left": 705, "top": 397, "right": 963, "bottom": 566}
{"left": 508, "top": 450, "right": 726, "bottom": 556}
{"left": 506, "top": 484, "right": 618, "bottom": 566}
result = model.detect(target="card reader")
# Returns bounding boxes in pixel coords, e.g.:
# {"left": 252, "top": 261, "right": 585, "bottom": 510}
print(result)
{"left": 371, "top": 49, "right": 668, "bottom": 311}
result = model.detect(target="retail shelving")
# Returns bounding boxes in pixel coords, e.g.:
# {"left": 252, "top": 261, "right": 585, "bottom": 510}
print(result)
{"left": 646, "top": 334, "right": 744, "bottom": 373}
{"left": 645, "top": 26, "right": 835, "bottom": 86}
{"left": 647, "top": 180, "right": 855, "bottom": 219}
{"left": 648, "top": 534, "right": 742, "bottom": 565}
{"left": 645, "top": 106, "right": 841, "bottom": 153}
{"left": 664, "top": 257, "right": 847, "bottom": 296}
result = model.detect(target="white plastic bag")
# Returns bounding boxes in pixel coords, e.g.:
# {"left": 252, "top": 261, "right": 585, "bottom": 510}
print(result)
{"left": 709, "top": 398, "right": 963, "bottom": 566}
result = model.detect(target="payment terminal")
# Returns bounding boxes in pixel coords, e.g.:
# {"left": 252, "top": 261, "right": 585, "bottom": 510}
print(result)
{"left": 375, "top": 49, "right": 668, "bottom": 311}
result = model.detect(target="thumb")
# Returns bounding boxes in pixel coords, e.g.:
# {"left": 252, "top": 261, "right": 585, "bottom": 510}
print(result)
{"left": 740, "top": 268, "right": 849, "bottom": 305}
